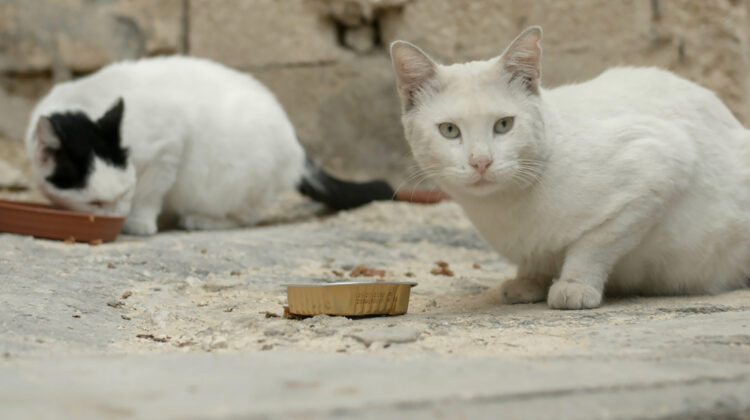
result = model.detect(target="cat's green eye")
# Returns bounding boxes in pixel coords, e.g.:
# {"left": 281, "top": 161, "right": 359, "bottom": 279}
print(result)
{"left": 438, "top": 122, "right": 461, "bottom": 139}
{"left": 494, "top": 117, "right": 515, "bottom": 134}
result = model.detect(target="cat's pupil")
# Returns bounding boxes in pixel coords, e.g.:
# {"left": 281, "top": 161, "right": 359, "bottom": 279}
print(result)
{"left": 439, "top": 122, "right": 461, "bottom": 139}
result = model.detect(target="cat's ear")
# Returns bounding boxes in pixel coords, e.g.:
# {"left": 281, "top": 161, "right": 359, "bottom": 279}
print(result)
{"left": 97, "top": 97, "right": 125, "bottom": 137}
{"left": 390, "top": 41, "right": 438, "bottom": 111}
{"left": 36, "top": 117, "right": 60, "bottom": 149}
{"left": 499, "top": 26, "right": 543, "bottom": 94}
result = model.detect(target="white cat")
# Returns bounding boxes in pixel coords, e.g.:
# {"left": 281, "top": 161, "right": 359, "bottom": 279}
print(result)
{"left": 390, "top": 26, "right": 750, "bottom": 309}
{"left": 25, "top": 56, "right": 393, "bottom": 235}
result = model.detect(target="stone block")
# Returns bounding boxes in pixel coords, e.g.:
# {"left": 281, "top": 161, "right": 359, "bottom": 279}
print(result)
{"left": 379, "top": 0, "right": 642, "bottom": 77}
{"left": 379, "top": 0, "right": 750, "bottom": 123}
{"left": 253, "top": 54, "right": 414, "bottom": 185}
{"left": 0, "top": 88, "right": 34, "bottom": 141}
{"left": 646, "top": 0, "right": 750, "bottom": 123}
{"left": 189, "top": 0, "right": 344, "bottom": 69}
{"left": 0, "top": 0, "right": 183, "bottom": 74}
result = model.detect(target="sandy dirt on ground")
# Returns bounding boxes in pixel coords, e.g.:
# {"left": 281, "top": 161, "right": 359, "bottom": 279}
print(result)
{"left": 101, "top": 199, "right": 749, "bottom": 360}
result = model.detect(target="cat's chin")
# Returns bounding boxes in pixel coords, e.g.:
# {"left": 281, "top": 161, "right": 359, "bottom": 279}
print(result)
{"left": 438, "top": 176, "right": 519, "bottom": 198}
{"left": 459, "top": 180, "right": 505, "bottom": 197}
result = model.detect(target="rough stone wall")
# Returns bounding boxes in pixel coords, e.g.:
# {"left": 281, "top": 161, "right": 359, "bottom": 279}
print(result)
{"left": 1, "top": 0, "right": 749, "bottom": 184}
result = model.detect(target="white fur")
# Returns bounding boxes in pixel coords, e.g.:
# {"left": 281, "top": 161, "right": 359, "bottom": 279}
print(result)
{"left": 391, "top": 27, "right": 750, "bottom": 309}
{"left": 25, "top": 56, "right": 306, "bottom": 235}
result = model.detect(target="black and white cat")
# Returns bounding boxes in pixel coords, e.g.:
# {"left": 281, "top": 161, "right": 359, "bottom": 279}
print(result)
{"left": 25, "top": 56, "right": 393, "bottom": 235}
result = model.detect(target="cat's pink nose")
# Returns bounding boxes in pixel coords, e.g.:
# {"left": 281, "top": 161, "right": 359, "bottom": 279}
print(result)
{"left": 469, "top": 155, "right": 493, "bottom": 175}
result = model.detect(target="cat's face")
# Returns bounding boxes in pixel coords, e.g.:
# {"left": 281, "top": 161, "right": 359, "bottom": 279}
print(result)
{"left": 31, "top": 99, "right": 136, "bottom": 216}
{"left": 391, "top": 27, "right": 547, "bottom": 196}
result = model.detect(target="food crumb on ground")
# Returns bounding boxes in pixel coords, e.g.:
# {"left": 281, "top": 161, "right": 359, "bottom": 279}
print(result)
{"left": 349, "top": 265, "right": 386, "bottom": 278}
{"left": 431, "top": 261, "right": 454, "bottom": 276}
{"left": 282, "top": 306, "right": 307, "bottom": 320}
{"left": 473, "top": 263, "right": 481, "bottom": 269}
{"left": 107, "top": 301, "right": 123, "bottom": 309}
{"left": 136, "top": 334, "right": 170, "bottom": 343}
{"left": 121, "top": 315, "right": 131, "bottom": 320}
{"left": 64, "top": 236, "right": 75, "bottom": 245}
{"left": 107, "top": 263, "right": 116, "bottom": 269}
{"left": 121, "top": 290, "right": 132, "bottom": 299}
{"left": 224, "top": 307, "right": 234, "bottom": 313}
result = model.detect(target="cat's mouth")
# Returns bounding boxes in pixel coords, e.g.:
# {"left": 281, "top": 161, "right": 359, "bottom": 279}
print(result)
{"left": 470, "top": 178, "right": 494, "bottom": 188}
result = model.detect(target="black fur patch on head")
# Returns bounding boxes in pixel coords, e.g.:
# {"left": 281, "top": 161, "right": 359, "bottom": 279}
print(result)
{"left": 44, "top": 98, "right": 128, "bottom": 190}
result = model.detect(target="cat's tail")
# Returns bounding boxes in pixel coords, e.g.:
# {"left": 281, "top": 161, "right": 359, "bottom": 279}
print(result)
{"left": 297, "top": 154, "right": 395, "bottom": 210}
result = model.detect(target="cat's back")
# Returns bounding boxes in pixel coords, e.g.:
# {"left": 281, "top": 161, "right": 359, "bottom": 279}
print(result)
{"left": 546, "top": 67, "right": 742, "bottom": 130}
{"left": 88, "top": 56, "right": 275, "bottom": 104}
{"left": 34, "top": 56, "right": 279, "bottom": 116}
{"left": 27, "top": 56, "right": 292, "bottom": 150}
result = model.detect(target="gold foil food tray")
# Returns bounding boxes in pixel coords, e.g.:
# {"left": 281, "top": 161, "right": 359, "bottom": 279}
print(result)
{"left": 286, "top": 282, "right": 417, "bottom": 316}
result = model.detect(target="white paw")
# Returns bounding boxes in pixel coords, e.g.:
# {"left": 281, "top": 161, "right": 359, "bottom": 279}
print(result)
{"left": 123, "top": 216, "right": 158, "bottom": 236}
{"left": 547, "top": 279, "right": 602, "bottom": 310}
{"left": 500, "top": 277, "right": 548, "bottom": 304}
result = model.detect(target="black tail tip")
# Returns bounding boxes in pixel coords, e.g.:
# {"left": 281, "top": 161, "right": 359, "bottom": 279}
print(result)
{"left": 297, "top": 176, "right": 395, "bottom": 211}
{"left": 297, "top": 154, "right": 396, "bottom": 211}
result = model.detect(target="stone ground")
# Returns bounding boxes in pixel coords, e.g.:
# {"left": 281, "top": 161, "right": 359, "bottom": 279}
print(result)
{"left": 2, "top": 140, "right": 750, "bottom": 419}
{"left": 2, "top": 198, "right": 750, "bottom": 419}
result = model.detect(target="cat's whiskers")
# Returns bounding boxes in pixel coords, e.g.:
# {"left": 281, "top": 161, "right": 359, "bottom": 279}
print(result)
{"left": 511, "top": 159, "right": 547, "bottom": 189}
{"left": 398, "top": 158, "right": 550, "bottom": 195}
{"left": 391, "top": 163, "right": 445, "bottom": 200}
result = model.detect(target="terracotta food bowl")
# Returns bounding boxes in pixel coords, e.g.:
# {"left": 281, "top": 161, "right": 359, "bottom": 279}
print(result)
{"left": 394, "top": 189, "right": 450, "bottom": 204}
{"left": 0, "top": 199, "right": 124, "bottom": 243}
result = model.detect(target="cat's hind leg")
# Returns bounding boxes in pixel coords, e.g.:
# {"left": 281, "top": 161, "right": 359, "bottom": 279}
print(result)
{"left": 177, "top": 178, "right": 270, "bottom": 231}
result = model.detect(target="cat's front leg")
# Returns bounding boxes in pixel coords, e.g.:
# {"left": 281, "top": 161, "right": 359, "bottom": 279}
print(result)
{"left": 123, "top": 209, "right": 159, "bottom": 235}
{"left": 548, "top": 245, "right": 617, "bottom": 310}
{"left": 547, "top": 213, "right": 653, "bottom": 309}
{"left": 122, "top": 190, "right": 166, "bottom": 236}
{"left": 500, "top": 258, "right": 554, "bottom": 304}
{"left": 121, "top": 139, "right": 183, "bottom": 236}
